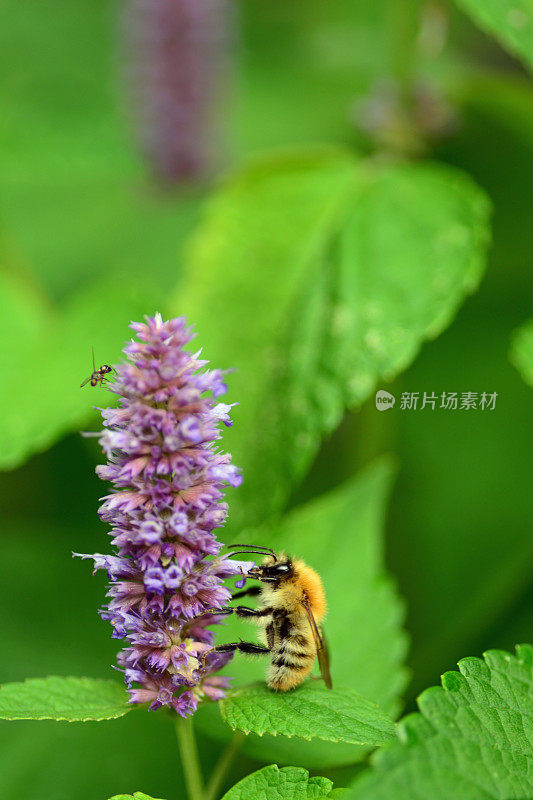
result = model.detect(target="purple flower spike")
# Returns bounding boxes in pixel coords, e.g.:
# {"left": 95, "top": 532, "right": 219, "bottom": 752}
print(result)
{"left": 76, "top": 314, "right": 250, "bottom": 716}
{"left": 120, "top": 0, "right": 231, "bottom": 184}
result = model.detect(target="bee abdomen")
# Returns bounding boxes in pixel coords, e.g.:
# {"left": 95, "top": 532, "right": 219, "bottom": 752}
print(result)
{"left": 271, "top": 654, "right": 313, "bottom": 669}
{"left": 267, "top": 652, "right": 315, "bottom": 691}
{"left": 292, "top": 633, "right": 309, "bottom": 647}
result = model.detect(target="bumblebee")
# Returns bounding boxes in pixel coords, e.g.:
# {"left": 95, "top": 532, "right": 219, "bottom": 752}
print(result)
{"left": 204, "top": 544, "right": 332, "bottom": 691}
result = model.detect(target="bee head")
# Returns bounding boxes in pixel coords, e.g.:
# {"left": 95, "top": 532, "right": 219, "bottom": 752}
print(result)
{"left": 226, "top": 544, "right": 293, "bottom": 583}
{"left": 248, "top": 554, "right": 293, "bottom": 583}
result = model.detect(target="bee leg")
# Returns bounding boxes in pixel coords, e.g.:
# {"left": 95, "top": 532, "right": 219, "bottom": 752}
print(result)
{"left": 193, "top": 607, "right": 235, "bottom": 618}
{"left": 236, "top": 642, "right": 270, "bottom": 655}
{"left": 191, "top": 598, "right": 269, "bottom": 625}
{"left": 265, "top": 622, "right": 274, "bottom": 650}
{"left": 231, "top": 586, "right": 261, "bottom": 601}
{"left": 233, "top": 605, "right": 272, "bottom": 619}
{"left": 200, "top": 641, "right": 270, "bottom": 668}
{"left": 205, "top": 642, "right": 270, "bottom": 658}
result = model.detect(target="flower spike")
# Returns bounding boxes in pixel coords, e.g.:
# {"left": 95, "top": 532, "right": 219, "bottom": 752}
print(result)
{"left": 76, "top": 315, "right": 250, "bottom": 716}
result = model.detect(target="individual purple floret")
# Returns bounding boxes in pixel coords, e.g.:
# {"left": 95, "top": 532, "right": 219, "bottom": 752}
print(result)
{"left": 76, "top": 314, "right": 251, "bottom": 716}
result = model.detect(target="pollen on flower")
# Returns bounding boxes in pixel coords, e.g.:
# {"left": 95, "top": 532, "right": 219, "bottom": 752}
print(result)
{"left": 76, "top": 314, "right": 250, "bottom": 716}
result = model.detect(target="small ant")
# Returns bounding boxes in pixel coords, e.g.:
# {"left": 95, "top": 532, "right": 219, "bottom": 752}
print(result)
{"left": 80, "top": 347, "right": 115, "bottom": 388}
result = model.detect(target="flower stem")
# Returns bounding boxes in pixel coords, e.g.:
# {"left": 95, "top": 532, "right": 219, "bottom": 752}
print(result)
{"left": 388, "top": 0, "right": 422, "bottom": 99}
{"left": 205, "top": 733, "right": 245, "bottom": 800}
{"left": 175, "top": 715, "right": 204, "bottom": 800}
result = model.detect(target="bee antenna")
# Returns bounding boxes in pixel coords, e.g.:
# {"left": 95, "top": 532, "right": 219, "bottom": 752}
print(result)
{"left": 226, "top": 549, "right": 275, "bottom": 559}
{"left": 227, "top": 543, "right": 275, "bottom": 555}
{"left": 92, "top": 345, "right": 96, "bottom": 372}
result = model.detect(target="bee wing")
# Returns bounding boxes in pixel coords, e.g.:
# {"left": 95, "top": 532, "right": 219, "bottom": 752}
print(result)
{"left": 301, "top": 598, "right": 332, "bottom": 689}
{"left": 80, "top": 376, "right": 91, "bottom": 388}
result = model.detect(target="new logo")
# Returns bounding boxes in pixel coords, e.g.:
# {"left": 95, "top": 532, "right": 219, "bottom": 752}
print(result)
{"left": 375, "top": 390, "right": 396, "bottom": 411}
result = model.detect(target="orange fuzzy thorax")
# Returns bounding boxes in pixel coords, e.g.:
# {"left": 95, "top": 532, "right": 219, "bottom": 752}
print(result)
{"left": 292, "top": 559, "right": 327, "bottom": 622}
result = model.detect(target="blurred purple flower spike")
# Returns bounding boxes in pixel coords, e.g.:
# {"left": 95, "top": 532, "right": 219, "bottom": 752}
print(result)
{"left": 121, "top": 0, "right": 231, "bottom": 184}
{"left": 76, "top": 314, "right": 253, "bottom": 716}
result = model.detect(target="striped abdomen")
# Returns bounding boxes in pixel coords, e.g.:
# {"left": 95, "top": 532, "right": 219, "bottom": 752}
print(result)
{"left": 265, "top": 611, "right": 316, "bottom": 691}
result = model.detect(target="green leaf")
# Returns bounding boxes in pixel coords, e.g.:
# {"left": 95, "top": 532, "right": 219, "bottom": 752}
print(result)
{"left": 510, "top": 319, "right": 533, "bottom": 386}
{"left": 173, "top": 147, "right": 356, "bottom": 531}
{"left": 390, "top": 75, "right": 533, "bottom": 696}
{"left": 109, "top": 794, "right": 164, "bottom": 800}
{"left": 453, "top": 0, "right": 533, "bottom": 72}
{"left": 198, "top": 458, "right": 408, "bottom": 767}
{"left": 173, "top": 150, "right": 490, "bottom": 533}
{"left": 0, "top": 677, "right": 132, "bottom": 721}
{"left": 346, "top": 644, "right": 533, "bottom": 800}
{"left": 221, "top": 765, "right": 334, "bottom": 800}
{"left": 220, "top": 683, "right": 395, "bottom": 746}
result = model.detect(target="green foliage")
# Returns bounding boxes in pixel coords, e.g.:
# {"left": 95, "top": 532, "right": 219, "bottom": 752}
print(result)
{"left": 221, "top": 765, "right": 335, "bottom": 800}
{"left": 394, "top": 74, "right": 533, "bottom": 695}
{"left": 346, "top": 645, "right": 533, "bottom": 800}
{"left": 199, "top": 458, "right": 408, "bottom": 767}
{"left": 109, "top": 794, "right": 164, "bottom": 800}
{"left": 174, "top": 150, "right": 490, "bottom": 533}
{"left": 0, "top": 0, "right": 396, "bottom": 304}
{"left": 0, "top": 523, "right": 191, "bottom": 800}
{"left": 1, "top": 1, "right": 532, "bottom": 798}
{"left": 0, "top": 677, "right": 132, "bottom": 722}
{"left": 220, "top": 684, "right": 395, "bottom": 746}
{"left": 0, "top": 267, "right": 158, "bottom": 469}
{"left": 173, "top": 148, "right": 355, "bottom": 531}
{"left": 510, "top": 319, "right": 533, "bottom": 386}
{"left": 0, "top": 698, "right": 186, "bottom": 800}
{"left": 0, "top": 0, "right": 199, "bottom": 299}
{"left": 454, "top": 0, "right": 533, "bottom": 71}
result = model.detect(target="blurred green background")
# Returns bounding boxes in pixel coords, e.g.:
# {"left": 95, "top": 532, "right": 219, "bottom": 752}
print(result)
{"left": 1, "top": 1, "right": 532, "bottom": 798}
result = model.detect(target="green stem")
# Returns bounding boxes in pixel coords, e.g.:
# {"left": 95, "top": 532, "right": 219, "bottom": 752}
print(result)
{"left": 174, "top": 715, "right": 204, "bottom": 800}
{"left": 205, "top": 733, "right": 245, "bottom": 800}
{"left": 388, "top": 0, "right": 423, "bottom": 99}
